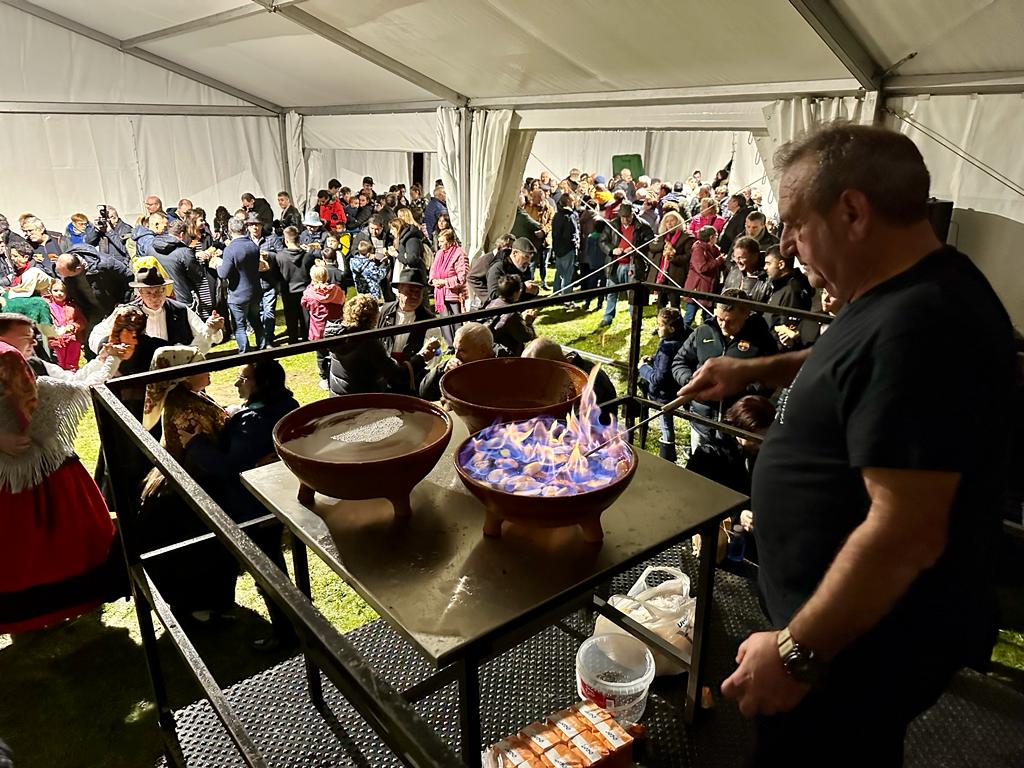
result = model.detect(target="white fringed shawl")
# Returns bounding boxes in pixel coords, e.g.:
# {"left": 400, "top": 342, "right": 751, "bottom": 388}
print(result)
{"left": 0, "top": 356, "right": 118, "bottom": 494}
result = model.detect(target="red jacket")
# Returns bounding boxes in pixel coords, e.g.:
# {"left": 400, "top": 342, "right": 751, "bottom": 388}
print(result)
{"left": 684, "top": 240, "right": 725, "bottom": 300}
{"left": 318, "top": 200, "right": 347, "bottom": 232}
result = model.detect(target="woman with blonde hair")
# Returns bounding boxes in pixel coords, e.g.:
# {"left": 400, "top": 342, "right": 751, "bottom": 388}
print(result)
{"left": 650, "top": 211, "right": 694, "bottom": 310}
{"left": 326, "top": 294, "right": 436, "bottom": 396}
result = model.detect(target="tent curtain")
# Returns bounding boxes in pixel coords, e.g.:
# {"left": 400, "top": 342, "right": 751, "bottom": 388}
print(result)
{"left": 305, "top": 148, "right": 413, "bottom": 204}
{"left": 760, "top": 96, "right": 872, "bottom": 195}
{"left": 888, "top": 94, "right": 1024, "bottom": 223}
{"left": 436, "top": 107, "right": 465, "bottom": 242}
{"left": 285, "top": 111, "right": 308, "bottom": 210}
{"left": 468, "top": 111, "right": 536, "bottom": 259}
{"left": 303, "top": 113, "right": 436, "bottom": 153}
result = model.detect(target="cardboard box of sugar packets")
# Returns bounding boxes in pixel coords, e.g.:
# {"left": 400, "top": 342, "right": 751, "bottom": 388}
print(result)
{"left": 482, "top": 701, "right": 634, "bottom": 768}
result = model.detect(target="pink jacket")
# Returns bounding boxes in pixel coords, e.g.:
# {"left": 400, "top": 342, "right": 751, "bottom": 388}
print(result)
{"left": 300, "top": 282, "right": 345, "bottom": 340}
{"left": 429, "top": 244, "right": 468, "bottom": 309}
{"left": 688, "top": 214, "right": 725, "bottom": 237}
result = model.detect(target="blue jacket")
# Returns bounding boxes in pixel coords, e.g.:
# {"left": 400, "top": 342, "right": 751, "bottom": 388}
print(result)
{"left": 184, "top": 395, "right": 300, "bottom": 522}
{"left": 641, "top": 328, "right": 691, "bottom": 401}
{"left": 217, "top": 237, "right": 262, "bottom": 304}
{"left": 132, "top": 225, "right": 156, "bottom": 258}
{"left": 423, "top": 196, "right": 447, "bottom": 237}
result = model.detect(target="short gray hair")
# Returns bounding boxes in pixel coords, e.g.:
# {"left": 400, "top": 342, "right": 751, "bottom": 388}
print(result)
{"left": 454, "top": 322, "right": 493, "bottom": 349}
{"left": 227, "top": 217, "right": 245, "bottom": 236}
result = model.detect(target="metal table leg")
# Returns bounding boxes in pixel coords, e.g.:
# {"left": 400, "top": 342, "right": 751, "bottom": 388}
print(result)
{"left": 457, "top": 657, "right": 482, "bottom": 767}
{"left": 685, "top": 519, "right": 719, "bottom": 723}
{"left": 291, "top": 539, "right": 324, "bottom": 707}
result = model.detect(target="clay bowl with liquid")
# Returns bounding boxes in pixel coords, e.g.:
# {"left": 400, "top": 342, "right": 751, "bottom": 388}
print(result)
{"left": 453, "top": 430, "right": 637, "bottom": 544}
{"left": 439, "top": 357, "right": 589, "bottom": 435}
{"left": 273, "top": 393, "right": 452, "bottom": 519}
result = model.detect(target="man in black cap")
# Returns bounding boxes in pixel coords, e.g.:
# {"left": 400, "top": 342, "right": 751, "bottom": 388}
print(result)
{"left": 88, "top": 265, "right": 224, "bottom": 356}
{"left": 486, "top": 237, "right": 539, "bottom": 302}
{"left": 244, "top": 212, "right": 281, "bottom": 345}
{"left": 375, "top": 266, "right": 440, "bottom": 389}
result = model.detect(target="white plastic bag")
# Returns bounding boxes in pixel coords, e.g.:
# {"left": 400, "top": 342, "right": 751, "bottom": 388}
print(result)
{"left": 593, "top": 566, "right": 696, "bottom": 677}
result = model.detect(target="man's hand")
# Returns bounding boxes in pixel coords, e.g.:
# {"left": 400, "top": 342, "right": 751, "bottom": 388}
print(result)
{"left": 612, "top": 247, "right": 623, "bottom": 257}
{"left": 443, "top": 356, "right": 462, "bottom": 372}
{"left": 721, "top": 631, "right": 809, "bottom": 717}
{"left": 523, "top": 308, "right": 538, "bottom": 325}
{"left": 523, "top": 281, "right": 540, "bottom": 295}
{"left": 740, "top": 509, "right": 754, "bottom": 532}
{"left": 0, "top": 433, "right": 31, "bottom": 456}
{"left": 419, "top": 338, "right": 442, "bottom": 359}
{"left": 99, "top": 342, "right": 130, "bottom": 361}
{"left": 677, "top": 356, "right": 753, "bottom": 403}
{"left": 207, "top": 311, "right": 225, "bottom": 332}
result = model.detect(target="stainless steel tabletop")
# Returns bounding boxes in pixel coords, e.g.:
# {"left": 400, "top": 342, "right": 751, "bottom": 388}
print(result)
{"left": 241, "top": 418, "right": 748, "bottom": 667}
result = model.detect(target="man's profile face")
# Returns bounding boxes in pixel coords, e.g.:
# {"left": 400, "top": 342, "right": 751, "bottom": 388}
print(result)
{"left": 454, "top": 333, "right": 491, "bottom": 364}
{"left": 715, "top": 304, "right": 749, "bottom": 338}
{"left": 764, "top": 254, "right": 785, "bottom": 280}
{"left": 137, "top": 285, "right": 166, "bottom": 311}
{"left": 510, "top": 249, "right": 531, "bottom": 270}
{"left": 779, "top": 158, "right": 845, "bottom": 299}
{"left": 25, "top": 226, "right": 45, "bottom": 244}
{"left": 396, "top": 283, "right": 422, "bottom": 311}
{"left": 1, "top": 323, "right": 35, "bottom": 357}
{"left": 278, "top": 195, "right": 290, "bottom": 210}
{"left": 745, "top": 218, "right": 764, "bottom": 237}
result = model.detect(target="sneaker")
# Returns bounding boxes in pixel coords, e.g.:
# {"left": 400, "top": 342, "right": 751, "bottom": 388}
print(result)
{"left": 318, "top": 379, "right": 329, "bottom": 390}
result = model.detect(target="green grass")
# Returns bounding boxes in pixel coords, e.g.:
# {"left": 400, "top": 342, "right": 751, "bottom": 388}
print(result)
{"left": 1, "top": 297, "right": 1020, "bottom": 767}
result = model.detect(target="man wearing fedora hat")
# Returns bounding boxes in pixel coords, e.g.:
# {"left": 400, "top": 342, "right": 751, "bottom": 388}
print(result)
{"left": 376, "top": 266, "right": 440, "bottom": 389}
{"left": 89, "top": 263, "right": 224, "bottom": 357}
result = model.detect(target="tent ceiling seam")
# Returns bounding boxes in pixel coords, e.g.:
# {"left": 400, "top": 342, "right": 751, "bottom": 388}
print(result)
{"left": 787, "top": 0, "right": 882, "bottom": 90}
{"left": 257, "top": 2, "right": 468, "bottom": 107}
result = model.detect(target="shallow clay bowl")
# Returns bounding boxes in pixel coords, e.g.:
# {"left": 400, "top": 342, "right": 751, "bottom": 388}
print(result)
{"left": 274, "top": 393, "right": 452, "bottom": 518}
{"left": 439, "top": 357, "right": 589, "bottom": 434}
{"left": 453, "top": 430, "right": 637, "bottom": 544}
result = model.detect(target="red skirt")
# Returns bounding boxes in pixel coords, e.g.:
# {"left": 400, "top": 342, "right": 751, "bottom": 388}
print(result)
{"left": 0, "top": 458, "right": 116, "bottom": 634}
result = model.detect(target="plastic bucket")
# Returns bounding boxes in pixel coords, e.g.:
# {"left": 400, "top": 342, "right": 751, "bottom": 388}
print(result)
{"left": 576, "top": 633, "right": 656, "bottom": 725}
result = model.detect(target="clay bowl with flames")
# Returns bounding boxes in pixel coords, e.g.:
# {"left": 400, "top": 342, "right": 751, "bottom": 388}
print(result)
{"left": 439, "top": 357, "right": 589, "bottom": 435}
{"left": 274, "top": 393, "right": 452, "bottom": 519}
{"left": 453, "top": 420, "right": 637, "bottom": 544}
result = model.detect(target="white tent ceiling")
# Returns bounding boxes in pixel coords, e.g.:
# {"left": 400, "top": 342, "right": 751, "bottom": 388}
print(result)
{"left": 6, "top": 0, "right": 1022, "bottom": 115}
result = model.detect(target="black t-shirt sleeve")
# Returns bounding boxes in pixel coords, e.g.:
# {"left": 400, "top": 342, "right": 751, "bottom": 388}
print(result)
{"left": 843, "top": 332, "right": 969, "bottom": 472}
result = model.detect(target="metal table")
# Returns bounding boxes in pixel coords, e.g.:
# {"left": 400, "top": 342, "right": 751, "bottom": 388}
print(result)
{"left": 242, "top": 419, "right": 747, "bottom": 765}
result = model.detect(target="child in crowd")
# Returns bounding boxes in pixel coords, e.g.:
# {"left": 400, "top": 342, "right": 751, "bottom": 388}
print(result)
{"left": 45, "top": 279, "right": 86, "bottom": 371}
{"left": 638, "top": 307, "right": 692, "bottom": 462}
{"left": 349, "top": 238, "right": 387, "bottom": 300}
{"left": 301, "top": 264, "right": 346, "bottom": 390}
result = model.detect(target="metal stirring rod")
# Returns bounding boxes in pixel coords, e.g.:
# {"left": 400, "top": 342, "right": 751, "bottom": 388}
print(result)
{"left": 583, "top": 394, "right": 691, "bottom": 457}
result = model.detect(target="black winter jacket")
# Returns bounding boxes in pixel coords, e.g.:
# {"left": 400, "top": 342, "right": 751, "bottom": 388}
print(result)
{"left": 150, "top": 234, "right": 204, "bottom": 307}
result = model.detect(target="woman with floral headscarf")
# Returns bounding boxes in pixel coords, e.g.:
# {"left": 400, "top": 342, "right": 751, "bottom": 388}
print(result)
{"left": 137, "top": 345, "right": 235, "bottom": 620}
{"left": 0, "top": 312, "right": 127, "bottom": 634}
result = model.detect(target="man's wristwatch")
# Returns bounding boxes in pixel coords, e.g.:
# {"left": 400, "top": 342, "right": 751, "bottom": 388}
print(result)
{"left": 777, "top": 626, "right": 827, "bottom": 685}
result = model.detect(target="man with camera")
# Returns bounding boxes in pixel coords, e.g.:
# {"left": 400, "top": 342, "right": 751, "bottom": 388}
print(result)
{"left": 85, "top": 205, "right": 132, "bottom": 263}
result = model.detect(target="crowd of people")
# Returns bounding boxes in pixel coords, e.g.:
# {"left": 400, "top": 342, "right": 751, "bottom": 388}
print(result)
{"left": 0, "top": 158, "right": 810, "bottom": 640}
{"left": 1, "top": 122, "right": 1022, "bottom": 768}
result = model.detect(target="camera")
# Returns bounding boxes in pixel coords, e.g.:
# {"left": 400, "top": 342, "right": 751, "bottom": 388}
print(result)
{"left": 96, "top": 204, "right": 111, "bottom": 233}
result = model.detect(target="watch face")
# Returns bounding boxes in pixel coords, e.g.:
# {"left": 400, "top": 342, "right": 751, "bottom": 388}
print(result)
{"left": 783, "top": 648, "right": 818, "bottom": 683}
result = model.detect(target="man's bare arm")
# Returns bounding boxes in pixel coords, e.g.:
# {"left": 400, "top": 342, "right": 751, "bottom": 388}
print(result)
{"left": 676, "top": 348, "right": 810, "bottom": 402}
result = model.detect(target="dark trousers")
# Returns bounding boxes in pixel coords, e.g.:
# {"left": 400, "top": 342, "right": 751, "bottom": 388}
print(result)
{"left": 280, "top": 291, "right": 308, "bottom": 345}
{"left": 316, "top": 349, "right": 331, "bottom": 381}
{"left": 752, "top": 643, "right": 957, "bottom": 768}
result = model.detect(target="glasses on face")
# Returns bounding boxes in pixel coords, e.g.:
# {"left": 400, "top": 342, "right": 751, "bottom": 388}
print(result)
{"left": 236, "top": 374, "right": 249, "bottom": 384}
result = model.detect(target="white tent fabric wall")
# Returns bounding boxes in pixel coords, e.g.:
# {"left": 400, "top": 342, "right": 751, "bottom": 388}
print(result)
{"left": 304, "top": 149, "right": 413, "bottom": 204}
{"left": 0, "top": 113, "right": 281, "bottom": 225}
{"left": 133, "top": 115, "right": 283, "bottom": 217}
{"left": 888, "top": 94, "right": 1024, "bottom": 224}
{"left": 466, "top": 110, "right": 536, "bottom": 259}
{"left": 0, "top": 114, "right": 143, "bottom": 226}
{"left": 435, "top": 107, "right": 465, "bottom": 245}
{"left": 525, "top": 131, "right": 647, "bottom": 181}
{"left": 302, "top": 113, "right": 436, "bottom": 153}
{"left": 0, "top": 3, "right": 246, "bottom": 107}
{"left": 645, "top": 132, "right": 738, "bottom": 187}
{"left": 284, "top": 111, "right": 307, "bottom": 210}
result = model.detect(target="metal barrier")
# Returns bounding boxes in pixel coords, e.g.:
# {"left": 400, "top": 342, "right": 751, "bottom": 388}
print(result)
{"left": 92, "top": 276, "right": 831, "bottom": 767}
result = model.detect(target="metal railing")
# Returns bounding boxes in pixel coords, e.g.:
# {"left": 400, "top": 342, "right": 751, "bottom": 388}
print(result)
{"left": 92, "top": 276, "right": 831, "bottom": 766}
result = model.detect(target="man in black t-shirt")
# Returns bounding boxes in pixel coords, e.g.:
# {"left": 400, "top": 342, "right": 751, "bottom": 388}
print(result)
{"left": 679, "top": 125, "right": 1016, "bottom": 767}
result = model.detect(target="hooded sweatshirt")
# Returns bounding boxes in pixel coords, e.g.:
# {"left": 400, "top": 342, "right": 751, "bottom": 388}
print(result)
{"left": 300, "top": 282, "right": 345, "bottom": 340}
{"left": 274, "top": 244, "right": 317, "bottom": 294}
